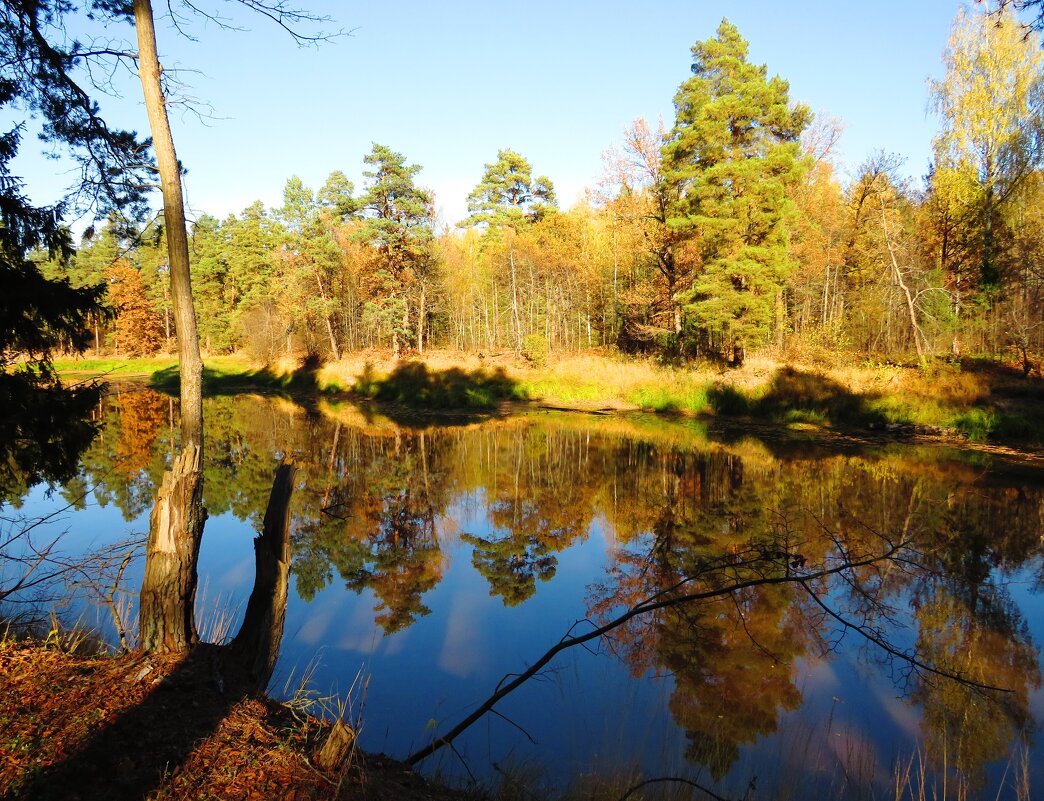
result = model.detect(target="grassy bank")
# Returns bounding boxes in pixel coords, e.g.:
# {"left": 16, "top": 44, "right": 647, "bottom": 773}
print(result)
{"left": 54, "top": 350, "right": 1044, "bottom": 446}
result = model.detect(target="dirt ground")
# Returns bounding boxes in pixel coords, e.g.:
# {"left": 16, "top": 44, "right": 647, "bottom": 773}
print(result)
{"left": 0, "top": 639, "right": 470, "bottom": 801}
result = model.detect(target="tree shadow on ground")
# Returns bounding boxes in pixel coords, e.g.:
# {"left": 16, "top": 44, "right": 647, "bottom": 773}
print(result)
{"left": 148, "top": 357, "right": 526, "bottom": 419}
{"left": 352, "top": 361, "right": 526, "bottom": 412}
{"left": 954, "top": 358, "right": 1044, "bottom": 442}
{"left": 11, "top": 645, "right": 264, "bottom": 801}
{"left": 960, "top": 357, "right": 1044, "bottom": 397}
{"left": 708, "top": 366, "right": 889, "bottom": 429}
{"left": 148, "top": 356, "right": 322, "bottom": 396}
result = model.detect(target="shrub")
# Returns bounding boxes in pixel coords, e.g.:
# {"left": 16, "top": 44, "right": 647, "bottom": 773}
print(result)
{"left": 521, "top": 334, "right": 549, "bottom": 366}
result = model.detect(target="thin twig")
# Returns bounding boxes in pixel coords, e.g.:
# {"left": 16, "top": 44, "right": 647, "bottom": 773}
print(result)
{"left": 618, "top": 776, "right": 734, "bottom": 801}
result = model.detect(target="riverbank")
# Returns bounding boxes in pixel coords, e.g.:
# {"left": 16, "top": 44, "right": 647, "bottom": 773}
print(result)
{"left": 53, "top": 350, "right": 1044, "bottom": 447}
{"left": 0, "top": 636, "right": 469, "bottom": 801}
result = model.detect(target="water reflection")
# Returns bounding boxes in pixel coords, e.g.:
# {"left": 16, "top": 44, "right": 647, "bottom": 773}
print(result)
{"left": 65, "top": 387, "right": 1044, "bottom": 795}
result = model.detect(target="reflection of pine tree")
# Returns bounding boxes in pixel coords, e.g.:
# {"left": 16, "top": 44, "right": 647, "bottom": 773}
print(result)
{"left": 291, "top": 502, "right": 368, "bottom": 604}
{"left": 472, "top": 426, "right": 598, "bottom": 605}
{"left": 588, "top": 446, "right": 808, "bottom": 778}
{"left": 290, "top": 429, "right": 452, "bottom": 634}
{"left": 662, "top": 585, "right": 805, "bottom": 779}
{"left": 462, "top": 531, "right": 556, "bottom": 607}
{"left": 342, "top": 486, "right": 445, "bottom": 634}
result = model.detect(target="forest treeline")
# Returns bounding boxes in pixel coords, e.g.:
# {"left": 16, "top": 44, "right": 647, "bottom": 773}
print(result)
{"left": 40, "top": 10, "right": 1044, "bottom": 369}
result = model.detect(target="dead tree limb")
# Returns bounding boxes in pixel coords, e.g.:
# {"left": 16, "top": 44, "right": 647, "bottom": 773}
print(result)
{"left": 405, "top": 540, "right": 993, "bottom": 767}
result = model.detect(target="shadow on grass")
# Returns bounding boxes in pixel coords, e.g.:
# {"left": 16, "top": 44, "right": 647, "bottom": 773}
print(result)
{"left": 149, "top": 356, "right": 322, "bottom": 396}
{"left": 149, "top": 357, "right": 526, "bottom": 415}
{"left": 352, "top": 360, "right": 527, "bottom": 411}
{"left": 708, "top": 367, "right": 889, "bottom": 429}
{"left": 707, "top": 363, "right": 1044, "bottom": 445}
{"left": 951, "top": 358, "right": 1044, "bottom": 443}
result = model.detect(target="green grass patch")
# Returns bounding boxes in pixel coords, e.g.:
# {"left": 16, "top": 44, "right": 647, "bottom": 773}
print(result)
{"left": 625, "top": 383, "right": 713, "bottom": 414}
{"left": 626, "top": 385, "right": 679, "bottom": 412}
{"left": 517, "top": 377, "right": 607, "bottom": 404}
{"left": 952, "top": 408, "right": 997, "bottom": 442}
{"left": 52, "top": 356, "right": 178, "bottom": 376}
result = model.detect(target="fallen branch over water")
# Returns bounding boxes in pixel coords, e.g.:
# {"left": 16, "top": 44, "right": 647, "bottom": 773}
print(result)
{"left": 406, "top": 536, "right": 1011, "bottom": 767}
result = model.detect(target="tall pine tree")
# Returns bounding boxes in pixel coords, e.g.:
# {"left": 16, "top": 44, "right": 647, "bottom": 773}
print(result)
{"left": 663, "top": 19, "right": 809, "bottom": 364}
{"left": 356, "top": 144, "right": 435, "bottom": 357}
{"left": 462, "top": 150, "right": 556, "bottom": 352}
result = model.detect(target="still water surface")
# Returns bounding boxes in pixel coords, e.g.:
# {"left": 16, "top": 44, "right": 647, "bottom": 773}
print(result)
{"left": 12, "top": 386, "right": 1044, "bottom": 798}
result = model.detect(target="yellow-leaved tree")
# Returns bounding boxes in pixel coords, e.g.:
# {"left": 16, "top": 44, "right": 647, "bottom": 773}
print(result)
{"left": 929, "top": 4, "right": 1044, "bottom": 354}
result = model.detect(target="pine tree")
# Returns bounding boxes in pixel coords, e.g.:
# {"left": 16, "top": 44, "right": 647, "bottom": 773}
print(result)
{"left": 356, "top": 144, "right": 435, "bottom": 357}
{"left": 464, "top": 149, "right": 556, "bottom": 228}
{"left": 225, "top": 202, "right": 284, "bottom": 359}
{"left": 0, "top": 121, "right": 109, "bottom": 500}
{"left": 190, "top": 214, "right": 234, "bottom": 353}
{"left": 663, "top": 19, "right": 809, "bottom": 364}
{"left": 462, "top": 150, "right": 556, "bottom": 351}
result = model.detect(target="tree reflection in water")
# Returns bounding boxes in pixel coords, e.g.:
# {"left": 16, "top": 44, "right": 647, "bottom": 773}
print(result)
{"left": 67, "top": 388, "right": 1044, "bottom": 792}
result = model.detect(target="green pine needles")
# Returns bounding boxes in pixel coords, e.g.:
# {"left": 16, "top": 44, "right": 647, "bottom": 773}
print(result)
{"left": 663, "top": 19, "right": 810, "bottom": 363}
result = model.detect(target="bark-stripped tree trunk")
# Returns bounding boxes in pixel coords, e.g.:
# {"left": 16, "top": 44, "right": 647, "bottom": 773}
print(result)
{"left": 138, "top": 444, "right": 205, "bottom": 652}
{"left": 417, "top": 284, "right": 425, "bottom": 354}
{"left": 134, "top": 0, "right": 207, "bottom": 654}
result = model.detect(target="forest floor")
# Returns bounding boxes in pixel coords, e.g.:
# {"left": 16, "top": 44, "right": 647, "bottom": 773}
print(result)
{"left": 54, "top": 348, "right": 1044, "bottom": 449}
{"left": 0, "top": 637, "right": 471, "bottom": 801}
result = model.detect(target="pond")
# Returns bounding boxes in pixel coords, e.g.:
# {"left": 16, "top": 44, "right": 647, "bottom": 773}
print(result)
{"left": 6, "top": 385, "right": 1044, "bottom": 799}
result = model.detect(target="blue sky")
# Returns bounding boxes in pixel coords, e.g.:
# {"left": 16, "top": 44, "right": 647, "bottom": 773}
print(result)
{"left": 10, "top": 1, "right": 996, "bottom": 229}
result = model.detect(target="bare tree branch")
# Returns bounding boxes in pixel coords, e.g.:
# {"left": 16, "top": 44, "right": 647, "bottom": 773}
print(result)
{"left": 405, "top": 538, "right": 968, "bottom": 767}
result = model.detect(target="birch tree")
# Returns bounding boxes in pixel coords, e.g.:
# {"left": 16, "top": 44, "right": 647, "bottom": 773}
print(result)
{"left": 930, "top": 4, "right": 1044, "bottom": 352}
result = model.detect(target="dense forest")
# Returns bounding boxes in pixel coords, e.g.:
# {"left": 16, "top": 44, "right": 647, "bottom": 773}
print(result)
{"left": 38, "top": 10, "right": 1044, "bottom": 370}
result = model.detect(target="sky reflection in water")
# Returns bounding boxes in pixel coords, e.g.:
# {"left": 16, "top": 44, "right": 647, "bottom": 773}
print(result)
{"left": 14, "top": 387, "right": 1044, "bottom": 799}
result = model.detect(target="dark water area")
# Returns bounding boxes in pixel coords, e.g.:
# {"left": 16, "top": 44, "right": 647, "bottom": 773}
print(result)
{"left": 7, "top": 385, "right": 1044, "bottom": 799}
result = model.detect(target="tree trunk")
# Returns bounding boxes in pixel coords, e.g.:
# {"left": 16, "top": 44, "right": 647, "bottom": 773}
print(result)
{"left": 138, "top": 445, "right": 206, "bottom": 652}
{"left": 134, "top": 0, "right": 206, "bottom": 654}
{"left": 879, "top": 198, "right": 927, "bottom": 363}
{"left": 312, "top": 268, "right": 340, "bottom": 360}
{"left": 417, "top": 285, "right": 425, "bottom": 354}
{"left": 509, "top": 243, "right": 521, "bottom": 353}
